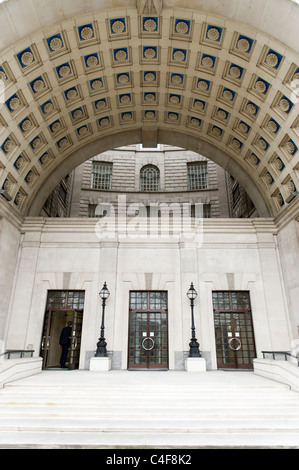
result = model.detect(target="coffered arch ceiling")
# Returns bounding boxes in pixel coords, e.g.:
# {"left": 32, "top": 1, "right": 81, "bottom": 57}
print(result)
{"left": 0, "top": 0, "right": 299, "bottom": 217}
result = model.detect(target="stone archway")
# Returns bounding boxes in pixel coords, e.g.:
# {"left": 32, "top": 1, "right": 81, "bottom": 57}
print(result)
{"left": 0, "top": 1, "right": 298, "bottom": 218}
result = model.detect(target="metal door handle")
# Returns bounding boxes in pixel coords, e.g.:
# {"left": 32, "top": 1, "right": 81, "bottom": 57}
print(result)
{"left": 228, "top": 337, "right": 242, "bottom": 351}
{"left": 142, "top": 337, "right": 155, "bottom": 351}
{"left": 42, "top": 336, "right": 50, "bottom": 350}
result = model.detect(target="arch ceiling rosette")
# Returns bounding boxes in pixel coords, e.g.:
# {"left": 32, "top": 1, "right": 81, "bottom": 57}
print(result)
{"left": 0, "top": 0, "right": 298, "bottom": 216}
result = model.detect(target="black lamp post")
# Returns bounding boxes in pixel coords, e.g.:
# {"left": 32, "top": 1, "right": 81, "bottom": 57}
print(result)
{"left": 95, "top": 282, "right": 110, "bottom": 357}
{"left": 187, "top": 282, "right": 201, "bottom": 357}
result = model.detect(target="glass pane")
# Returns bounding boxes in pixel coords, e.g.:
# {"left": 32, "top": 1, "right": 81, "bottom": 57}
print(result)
{"left": 231, "top": 292, "right": 250, "bottom": 309}
{"left": 212, "top": 292, "right": 230, "bottom": 310}
{"left": 67, "top": 291, "right": 85, "bottom": 309}
{"left": 149, "top": 292, "right": 167, "bottom": 310}
{"left": 47, "top": 291, "right": 66, "bottom": 308}
{"left": 130, "top": 292, "right": 148, "bottom": 310}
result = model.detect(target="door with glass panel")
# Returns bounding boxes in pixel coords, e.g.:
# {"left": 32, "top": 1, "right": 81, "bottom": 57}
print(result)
{"left": 128, "top": 291, "right": 168, "bottom": 370}
{"left": 213, "top": 291, "right": 256, "bottom": 369}
{"left": 40, "top": 290, "right": 85, "bottom": 370}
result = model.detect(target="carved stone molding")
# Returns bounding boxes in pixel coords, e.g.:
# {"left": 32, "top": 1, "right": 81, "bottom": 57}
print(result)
{"left": 137, "top": 0, "right": 163, "bottom": 14}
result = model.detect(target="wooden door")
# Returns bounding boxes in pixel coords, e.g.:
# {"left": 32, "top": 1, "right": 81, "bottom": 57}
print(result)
{"left": 68, "top": 310, "right": 83, "bottom": 370}
{"left": 128, "top": 292, "right": 168, "bottom": 370}
{"left": 213, "top": 291, "right": 256, "bottom": 369}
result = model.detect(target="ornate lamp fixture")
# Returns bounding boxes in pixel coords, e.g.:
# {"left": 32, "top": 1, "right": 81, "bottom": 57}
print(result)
{"left": 186, "top": 282, "right": 201, "bottom": 357}
{"left": 95, "top": 282, "right": 110, "bottom": 357}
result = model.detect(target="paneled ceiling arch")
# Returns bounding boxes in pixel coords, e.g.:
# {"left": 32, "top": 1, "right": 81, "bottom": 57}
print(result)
{"left": 0, "top": 1, "right": 299, "bottom": 216}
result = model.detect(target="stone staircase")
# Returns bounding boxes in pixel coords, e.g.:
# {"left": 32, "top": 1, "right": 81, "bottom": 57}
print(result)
{"left": 0, "top": 369, "right": 299, "bottom": 448}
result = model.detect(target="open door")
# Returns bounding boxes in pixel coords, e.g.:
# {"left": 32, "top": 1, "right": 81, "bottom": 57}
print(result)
{"left": 68, "top": 310, "right": 83, "bottom": 370}
{"left": 40, "top": 291, "right": 84, "bottom": 370}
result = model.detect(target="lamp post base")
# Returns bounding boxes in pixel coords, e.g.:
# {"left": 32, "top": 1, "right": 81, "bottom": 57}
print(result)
{"left": 90, "top": 356, "right": 112, "bottom": 371}
{"left": 95, "top": 337, "right": 107, "bottom": 357}
{"left": 188, "top": 337, "right": 201, "bottom": 358}
{"left": 185, "top": 357, "right": 206, "bottom": 372}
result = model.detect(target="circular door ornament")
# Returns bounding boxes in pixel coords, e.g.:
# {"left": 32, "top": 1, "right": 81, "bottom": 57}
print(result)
{"left": 228, "top": 337, "right": 242, "bottom": 351}
{"left": 142, "top": 337, "right": 155, "bottom": 351}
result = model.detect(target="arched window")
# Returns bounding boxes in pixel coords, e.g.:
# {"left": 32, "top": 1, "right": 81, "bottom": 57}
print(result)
{"left": 140, "top": 164, "right": 160, "bottom": 191}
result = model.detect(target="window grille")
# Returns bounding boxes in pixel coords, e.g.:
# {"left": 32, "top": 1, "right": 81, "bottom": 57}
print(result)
{"left": 212, "top": 291, "right": 250, "bottom": 310}
{"left": 140, "top": 165, "right": 160, "bottom": 192}
{"left": 187, "top": 162, "right": 208, "bottom": 190}
{"left": 91, "top": 162, "right": 112, "bottom": 190}
{"left": 47, "top": 290, "right": 85, "bottom": 310}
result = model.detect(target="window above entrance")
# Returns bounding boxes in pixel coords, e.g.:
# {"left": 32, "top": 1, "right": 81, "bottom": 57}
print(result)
{"left": 47, "top": 291, "right": 85, "bottom": 310}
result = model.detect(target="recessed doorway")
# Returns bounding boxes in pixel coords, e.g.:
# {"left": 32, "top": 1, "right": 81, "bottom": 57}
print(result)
{"left": 128, "top": 291, "right": 168, "bottom": 370}
{"left": 40, "top": 290, "right": 84, "bottom": 370}
{"left": 213, "top": 291, "right": 256, "bottom": 369}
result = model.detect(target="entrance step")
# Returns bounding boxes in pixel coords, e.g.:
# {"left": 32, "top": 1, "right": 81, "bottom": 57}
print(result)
{"left": 0, "top": 370, "right": 299, "bottom": 448}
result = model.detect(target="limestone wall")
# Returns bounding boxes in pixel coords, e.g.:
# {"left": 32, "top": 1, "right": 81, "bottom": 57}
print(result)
{"left": 0, "top": 200, "right": 22, "bottom": 353}
{"left": 4, "top": 216, "right": 292, "bottom": 370}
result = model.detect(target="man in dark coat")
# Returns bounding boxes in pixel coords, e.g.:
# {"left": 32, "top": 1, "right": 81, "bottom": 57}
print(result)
{"left": 59, "top": 322, "right": 72, "bottom": 368}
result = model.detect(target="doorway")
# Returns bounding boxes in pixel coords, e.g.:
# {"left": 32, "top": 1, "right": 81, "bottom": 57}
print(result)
{"left": 128, "top": 291, "right": 168, "bottom": 370}
{"left": 213, "top": 291, "right": 256, "bottom": 369}
{"left": 40, "top": 290, "right": 84, "bottom": 370}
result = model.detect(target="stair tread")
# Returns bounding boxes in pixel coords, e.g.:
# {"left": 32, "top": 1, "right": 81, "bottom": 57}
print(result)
{"left": 0, "top": 370, "right": 298, "bottom": 448}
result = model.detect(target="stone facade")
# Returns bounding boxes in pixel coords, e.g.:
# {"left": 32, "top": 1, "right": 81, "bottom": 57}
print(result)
{"left": 2, "top": 210, "right": 294, "bottom": 371}
{"left": 66, "top": 145, "right": 232, "bottom": 220}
